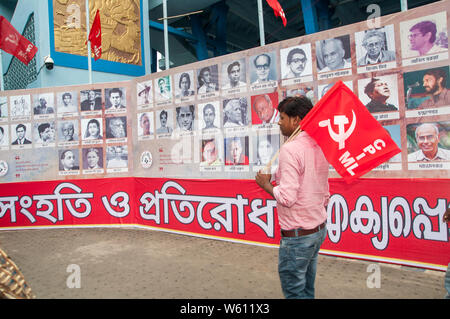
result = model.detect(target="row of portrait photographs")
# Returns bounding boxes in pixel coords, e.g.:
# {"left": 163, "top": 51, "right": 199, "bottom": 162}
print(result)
{"left": 0, "top": 87, "right": 128, "bottom": 123}
{"left": 136, "top": 92, "right": 289, "bottom": 140}
{"left": 58, "top": 145, "right": 129, "bottom": 176}
{"left": 0, "top": 116, "right": 128, "bottom": 150}
{"left": 135, "top": 11, "right": 449, "bottom": 108}
{"left": 174, "top": 131, "right": 281, "bottom": 173}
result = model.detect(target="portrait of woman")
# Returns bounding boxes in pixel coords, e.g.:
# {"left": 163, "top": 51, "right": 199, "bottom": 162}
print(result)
{"left": 83, "top": 147, "right": 103, "bottom": 169}
{"left": 83, "top": 118, "right": 103, "bottom": 140}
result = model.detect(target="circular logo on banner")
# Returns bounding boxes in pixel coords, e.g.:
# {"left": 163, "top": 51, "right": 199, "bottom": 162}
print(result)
{"left": 140, "top": 151, "right": 153, "bottom": 169}
{"left": 0, "top": 160, "right": 8, "bottom": 177}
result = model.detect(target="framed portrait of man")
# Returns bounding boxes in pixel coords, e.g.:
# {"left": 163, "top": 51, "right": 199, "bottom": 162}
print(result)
{"left": 196, "top": 65, "right": 219, "bottom": 99}
{"left": 58, "top": 149, "right": 80, "bottom": 174}
{"left": 406, "top": 121, "right": 450, "bottom": 170}
{"left": 249, "top": 51, "right": 278, "bottom": 91}
{"left": 357, "top": 74, "right": 400, "bottom": 121}
{"left": 56, "top": 91, "right": 78, "bottom": 117}
{"left": 403, "top": 66, "right": 450, "bottom": 118}
{"left": 199, "top": 101, "right": 221, "bottom": 133}
{"left": 105, "top": 87, "right": 127, "bottom": 113}
{"left": 155, "top": 75, "right": 173, "bottom": 105}
{"left": 224, "top": 135, "right": 249, "bottom": 171}
{"left": 316, "top": 35, "right": 352, "bottom": 79}
{"left": 34, "top": 121, "right": 56, "bottom": 148}
{"left": 80, "top": 89, "right": 102, "bottom": 114}
{"left": 221, "top": 59, "right": 247, "bottom": 94}
{"left": 355, "top": 25, "right": 397, "bottom": 73}
{"left": 250, "top": 92, "right": 279, "bottom": 126}
{"left": 280, "top": 43, "right": 313, "bottom": 86}
{"left": 400, "top": 11, "right": 448, "bottom": 65}
{"left": 32, "top": 93, "right": 55, "bottom": 119}
{"left": 137, "top": 112, "right": 154, "bottom": 141}
{"left": 11, "top": 122, "right": 32, "bottom": 149}
{"left": 155, "top": 108, "right": 174, "bottom": 138}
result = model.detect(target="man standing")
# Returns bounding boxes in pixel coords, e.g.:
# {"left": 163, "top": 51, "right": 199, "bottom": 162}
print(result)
{"left": 252, "top": 94, "right": 280, "bottom": 124}
{"left": 408, "top": 20, "right": 440, "bottom": 56}
{"left": 364, "top": 78, "right": 398, "bottom": 113}
{"left": 255, "top": 96, "right": 329, "bottom": 299}
{"left": 418, "top": 68, "right": 450, "bottom": 108}
{"left": 358, "top": 30, "right": 396, "bottom": 66}
{"left": 408, "top": 123, "right": 450, "bottom": 161}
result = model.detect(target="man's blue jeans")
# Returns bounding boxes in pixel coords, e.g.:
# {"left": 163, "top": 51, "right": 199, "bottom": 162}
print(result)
{"left": 278, "top": 226, "right": 327, "bottom": 299}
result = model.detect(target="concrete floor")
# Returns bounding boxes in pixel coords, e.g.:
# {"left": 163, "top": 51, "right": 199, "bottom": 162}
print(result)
{"left": 0, "top": 227, "right": 446, "bottom": 299}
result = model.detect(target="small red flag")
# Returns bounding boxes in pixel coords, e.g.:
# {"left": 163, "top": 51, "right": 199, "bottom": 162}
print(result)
{"left": 0, "top": 16, "right": 38, "bottom": 65}
{"left": 300, "top": 81, "right": 401, "bottom": 183}
{"left": 87, "top": 10, "right": 101, "bottom": 61}
{"left": 265, "top": 0, "right": 287, "bottom": 27}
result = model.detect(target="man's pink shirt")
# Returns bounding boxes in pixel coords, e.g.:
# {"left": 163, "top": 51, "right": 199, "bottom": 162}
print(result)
{"left": 273, "top": 131, "right": 330, "bottom": 230}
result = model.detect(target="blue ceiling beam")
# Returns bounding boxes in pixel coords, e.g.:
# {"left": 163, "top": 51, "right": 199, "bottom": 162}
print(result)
{"left": 300, "top": 0, "right": 319, "bottom": 34}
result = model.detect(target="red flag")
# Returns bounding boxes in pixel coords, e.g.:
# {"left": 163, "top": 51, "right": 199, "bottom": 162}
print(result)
{"left": 300, "top": 81, "right": 401, "bottom": 183}
{"left": 87, "top": 10, "right": 101, "bottom": 61}
{"left": 265, "top": 0, "right": 287, "bottom": 27}
{"left": 0, "top": 16, "right": 37, "bottom": 65}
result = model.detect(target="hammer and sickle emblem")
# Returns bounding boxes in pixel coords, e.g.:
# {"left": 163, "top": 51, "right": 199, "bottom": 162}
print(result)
{"left": 5, "top": 33, "right": 19, "bottom": 46}
{"left": 318, "top": 110, "right": 356, "bottom": 150}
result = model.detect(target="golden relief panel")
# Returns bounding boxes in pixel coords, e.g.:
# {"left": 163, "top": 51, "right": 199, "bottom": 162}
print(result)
{"left": 53, "top": 0, "right": 142, "bottom": 66}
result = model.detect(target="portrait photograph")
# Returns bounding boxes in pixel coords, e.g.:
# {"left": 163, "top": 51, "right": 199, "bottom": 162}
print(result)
{"left": 197, "top": 65, "right": 219, "bottom": 94}
{"left": 155, "top": 75, "right": 173, "bottom": 103}
{"left": 137, "top": 112, "right": 154, "bottom": 139}
{"left": 82, "top": 147, "right": 104, "bottom": 171}
{"left": 250, "top": 92, "right": 279, "bottom": 125}
{"left": 200, "top": 137, "right": 223, "bottom": 169}
{"left": 106, "top": 145, "right": 128, "bottom": 171}
{"left": 249, "top": 51, "right": 278, "bottom": 85}
{"left": 81, "top": 118, "right": 103, "bottom": 142}
{"left": 357, "top": 74, "right": 399, "bottom": 116}
{"left": 383, "top": 124, "right": 402, "bottom": 164}
{"left": 223, "top": 97, "right": 249, "bottom": 129}
{"left": 10, "top": 95, "right": 31, "bottom": 119}
{"left": 105, "top": 116, "right": 127, "bottom": 139}
{"left": 252, "top": 132, "right": 280, "bottom": 172}
{"left": 105, "top": 87, "right": 127, "bottom": 111}
{"left": 318, "top": 81, "right": 353, "bottom": 100}
{"left": 80, "top": 89, "right": 102, "bottom": 112}
{"left": 199, "top": 101, "right": 221, "bottom": 132}
{"left": 32, "top": 92, "right": 55, "bottom": 117}
{"left": 406, "top": 121, "right": 450, "bottom": 167}
{"left": 58, "top": 149, "right": 80, "bottom": 172}
{"left": 221, "top": 59, "right": 247, "bottom": 91}
{"left": 33, "top": 121, "right": 56, "bottom": 148}
{"left": 316, "top": 35, "right": 352, "bottom": 73}
{"left": 0, "top": 125, "right": 9, "bottom": 149}
{"left": 137, "top": 79, "right": 153, "bottom": 107}
{"left": 58, "top": 120, "right": 79, "bottom": 144}
{"left": 224, "top": 135, "right": 249, "bottom": 166}
{"left": 282, "top": 85, "right": 315, "bottom": 104}
{"left": 11, "top": 122, "right": 32, "bottom": 147}
{"left": 175, "top": 71, "right": 196, "bottom": 100}
{"left": 174, "top": 105, "right": 196, "bottom": 133}
{"left": 0, "top": 96, "right": 7, "bottom": 122}
{"left": 400, "top": 11, "right": 448, "bottom": 61}
{"left": 56, "top": 91, "right": 78, "bottom": 115}
{"left": 155, "top": 108, "right": 174, "bottom": 136}
{"left": 355, "top": 25, "right": 397, "bottom": 72}
{"left": 280, "top": 43, "right": 313, "bottom": 84}
{"left": 403, "top": 66, "right": 450, "bottom": 116}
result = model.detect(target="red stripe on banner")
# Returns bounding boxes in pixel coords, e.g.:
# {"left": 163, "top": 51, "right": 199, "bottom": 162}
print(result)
{"left": 0, "top": 177, "right": 448, "bottom": 270}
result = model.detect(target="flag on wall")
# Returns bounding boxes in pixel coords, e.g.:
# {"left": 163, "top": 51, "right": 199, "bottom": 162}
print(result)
{"left": 87, "top": 10, "right": 102, "bottom": 60}
{"left": 265, "top": 0, "right": 287, "bottom": 27}
{"left": 0, "top": 16, "right": 38, "bottom": 65}
{"left": 300, "top": 81, "right": 401, "bottom": 183}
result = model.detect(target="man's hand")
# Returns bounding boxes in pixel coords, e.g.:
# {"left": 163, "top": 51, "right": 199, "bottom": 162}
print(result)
{"left": 255, "top": 170, "right": 274, "bottom": 197}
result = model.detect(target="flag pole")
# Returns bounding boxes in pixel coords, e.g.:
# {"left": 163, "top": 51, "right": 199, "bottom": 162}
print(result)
{"left": 257, "top": 0, "right": 265, "bottom": 46}
{"left": 85, "top": 0, "right": 92, "bottom": 84}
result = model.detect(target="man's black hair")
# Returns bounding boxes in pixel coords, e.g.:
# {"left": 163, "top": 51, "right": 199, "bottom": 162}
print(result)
{"left": 277, "top": 96, "right": 313, "bottom": 119}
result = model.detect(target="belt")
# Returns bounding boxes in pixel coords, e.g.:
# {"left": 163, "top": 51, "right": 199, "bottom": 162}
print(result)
{"left": 281, "top": 222, "right": 326, "bottom": 238}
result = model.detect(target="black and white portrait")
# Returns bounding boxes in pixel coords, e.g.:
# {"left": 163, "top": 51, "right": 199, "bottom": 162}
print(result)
{"left": 249, "top": 51, "right": 278, "bottom": 85}
{"left": 316, "top": 35, "right": 352, "bottom": 73}
{"left": 175, "top": 71, "right": 195, "bottom": 100}
{"left": 137, "top": 79, "right": 153, "bottom": 107}
{"left": 105, "top": 87, "right": 126, "bottom": 111}
{"left": 280, "top": 43, "right": 313, "bottom": 84}
{"left": 221, "top": 59, "right": 247, "bottom": 91}
{"left": 57, "top": 91, "right": 78, "bottom": 115}
{"left": 197, "top": 65, "right": 219, "bottom": 94}
{"left": 355, "top": 25, "right": 396, "bottom": 69}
